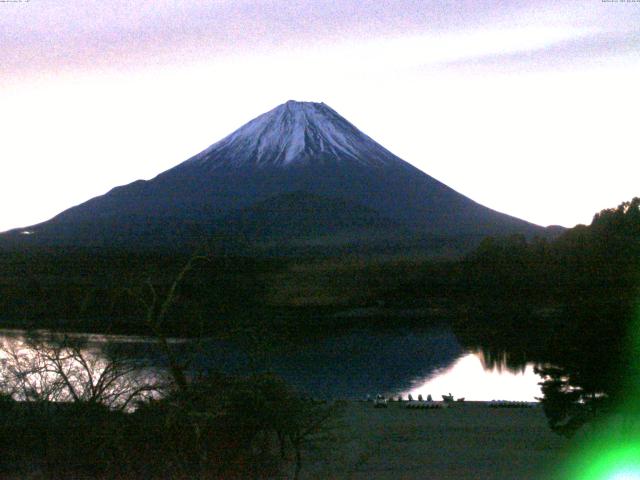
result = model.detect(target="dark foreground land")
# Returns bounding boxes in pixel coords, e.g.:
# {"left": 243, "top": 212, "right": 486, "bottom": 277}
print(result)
{"left": 0, "top": 399, "right": 568, "bottom": 480}
{"left": 301, "top": 401, "right": 568, "bottom": 480}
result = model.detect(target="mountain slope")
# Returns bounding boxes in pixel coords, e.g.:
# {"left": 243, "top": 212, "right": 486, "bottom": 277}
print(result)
{"left": 5, "top": 100, "right": 547, "bottom": 251}
{"left": 219, "top": 191, "right": 403, "bottom": 241}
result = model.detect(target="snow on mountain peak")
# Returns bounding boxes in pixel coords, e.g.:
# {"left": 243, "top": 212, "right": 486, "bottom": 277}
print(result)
{"left": 187, "top": 101, "right": 406, "bottom": 170}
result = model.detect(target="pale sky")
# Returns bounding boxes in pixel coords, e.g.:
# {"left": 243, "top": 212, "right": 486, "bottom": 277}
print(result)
{"left": 1, "top": 0, "right": 639, "bottom": 232}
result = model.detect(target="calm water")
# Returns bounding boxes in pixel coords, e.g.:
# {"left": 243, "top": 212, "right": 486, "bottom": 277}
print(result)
{"left": 0, "top": 326, "right": 543, "bottom": 402}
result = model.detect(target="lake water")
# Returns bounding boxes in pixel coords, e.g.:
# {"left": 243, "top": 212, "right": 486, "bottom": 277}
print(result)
{"left": 0, "top": 326, "right": 543, "bottom": 403}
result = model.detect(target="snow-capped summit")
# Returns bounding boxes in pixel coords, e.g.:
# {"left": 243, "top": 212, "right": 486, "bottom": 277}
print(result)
{"left": 188, "top": 100, "right": 405, "bottom": 169}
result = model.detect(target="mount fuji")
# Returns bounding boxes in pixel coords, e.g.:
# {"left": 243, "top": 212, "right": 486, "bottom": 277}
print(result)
{"left": 6, "top": 101, "right": 548, "bottom": 252}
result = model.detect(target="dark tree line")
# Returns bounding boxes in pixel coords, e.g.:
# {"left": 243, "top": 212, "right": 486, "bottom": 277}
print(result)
{"left": 459, "top": 198, "right": 640, "bottom": 435}
{"left": 0, "top": 248, "right": 276, "bottom": 336}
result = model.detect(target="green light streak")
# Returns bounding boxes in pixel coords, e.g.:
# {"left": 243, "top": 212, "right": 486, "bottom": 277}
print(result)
{"left": 558, "top": 440, "right": 640, "bottom": 480}
{"left": 551, "top": 301, "right": 640, "bottom": 480}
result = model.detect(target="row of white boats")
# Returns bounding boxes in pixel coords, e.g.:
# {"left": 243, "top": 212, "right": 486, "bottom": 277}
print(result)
{"left": 370, "top": 394, "right": 537, "bottom": 409}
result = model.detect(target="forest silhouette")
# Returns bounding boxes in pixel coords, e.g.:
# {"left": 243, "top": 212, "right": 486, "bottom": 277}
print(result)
{"left": 459, "top": 198, "right": 640, "bottom": 435}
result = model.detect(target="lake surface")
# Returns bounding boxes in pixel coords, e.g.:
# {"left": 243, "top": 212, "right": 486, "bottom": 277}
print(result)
{"left": 0, "top": 326, "right": 543, "bottom": 402}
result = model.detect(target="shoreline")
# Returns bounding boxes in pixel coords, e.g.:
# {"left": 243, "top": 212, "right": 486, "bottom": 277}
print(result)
{"left": 301, "top": 400, "right": 567, "bottom": 480}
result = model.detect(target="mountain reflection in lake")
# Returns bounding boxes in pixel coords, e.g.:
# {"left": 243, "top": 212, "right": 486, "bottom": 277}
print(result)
{"left": 0, "top": 327, "right": 543, "bottom": 403}
{"left": 402, "top": 353, "right": 542, "bottom": 402}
